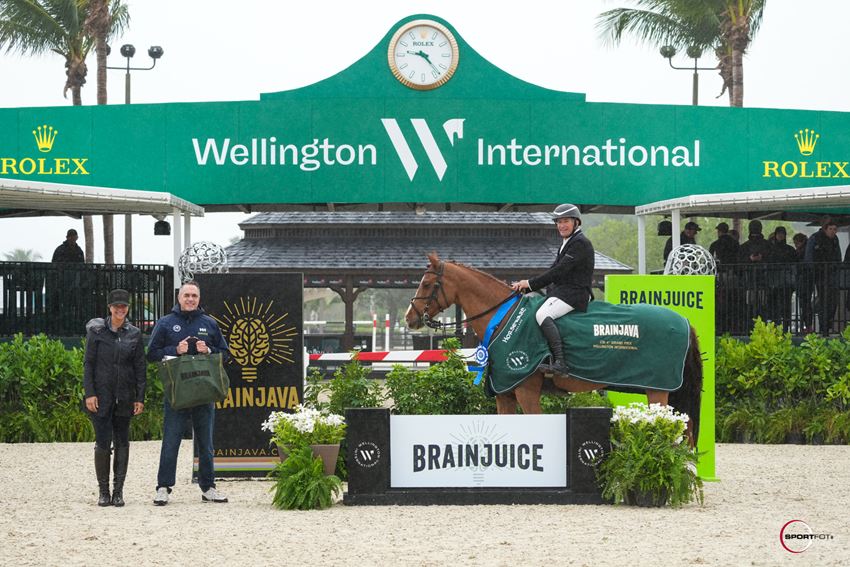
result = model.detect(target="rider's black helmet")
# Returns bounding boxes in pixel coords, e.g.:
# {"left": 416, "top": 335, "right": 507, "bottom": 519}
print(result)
{"left": 551, "top": 203, "right": 581, "bottom": 225}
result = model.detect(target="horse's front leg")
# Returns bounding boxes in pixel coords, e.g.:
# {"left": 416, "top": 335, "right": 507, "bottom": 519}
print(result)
{"left": 645, "top": 390, "right": 669, "bottom": 406}
{"left": 514, "top": 371, "right": 543, "bottom": 414}
{"left": 495, "top": 393, "right": 518, "bottom": 415}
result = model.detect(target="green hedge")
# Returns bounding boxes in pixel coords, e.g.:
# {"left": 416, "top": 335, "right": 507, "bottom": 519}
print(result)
{"left": 717, "top": 319, "right": 850, "bottom": 444}
{"left": 0, "top": 334, "right": 163, "bottom": 443}
{"left": 10, "top": 325, "right": 849, "bottom": 445}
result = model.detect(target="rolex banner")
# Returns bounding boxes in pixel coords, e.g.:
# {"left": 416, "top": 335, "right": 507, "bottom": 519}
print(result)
{"left": 194, "top": 273, "right": 303, "bottom": 477}
{"left": 605, "top": 275, "right": 716, "bottom": 481}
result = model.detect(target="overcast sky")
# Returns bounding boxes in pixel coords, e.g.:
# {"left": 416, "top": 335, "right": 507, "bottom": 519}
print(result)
{"left": 1, "top": 0, "right": 848, "bottom": 264}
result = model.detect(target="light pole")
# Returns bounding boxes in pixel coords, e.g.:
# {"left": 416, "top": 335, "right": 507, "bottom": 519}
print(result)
{"left": 659, "top": 45, "right": 716, "bottom": 106}
{"left": 107, "top": 44, "right": 164, "bottom": 264}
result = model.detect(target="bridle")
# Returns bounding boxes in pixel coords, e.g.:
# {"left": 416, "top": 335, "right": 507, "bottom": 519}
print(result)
{"left": 408, "top": 262, "right": 452, "bottom": 329}
{"left": 409, "top": 261, "right": 520, "bottom": 330}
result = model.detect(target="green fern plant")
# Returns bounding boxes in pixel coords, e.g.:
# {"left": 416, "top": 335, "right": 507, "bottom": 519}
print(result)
{"left": 269, "top": 445, "right": 342, "bottom": 510}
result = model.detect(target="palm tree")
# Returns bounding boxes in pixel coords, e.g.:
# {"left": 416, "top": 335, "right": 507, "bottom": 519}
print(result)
{"left": 0, "top": 0, "right": 129, "bottom": 263}
{"left": 3, "top": 248, "right": 43, "bottom": 261}
{"left": 85, "top": 0, "right": 127, "bottom": 264}
{"left": 597, "top": 0, "right": 765, "bottom": 107}
{"left": 713, "top": 0, "right": 766, "bottom": 107}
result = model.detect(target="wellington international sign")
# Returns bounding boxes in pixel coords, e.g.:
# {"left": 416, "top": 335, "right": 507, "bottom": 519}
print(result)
{"left": 2, "top": 14, "right": 850, "bottom": 210}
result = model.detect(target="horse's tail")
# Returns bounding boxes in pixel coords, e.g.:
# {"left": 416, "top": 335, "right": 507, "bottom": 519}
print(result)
{"left": 668, "top": 324, "right": 703, "bottom": 446}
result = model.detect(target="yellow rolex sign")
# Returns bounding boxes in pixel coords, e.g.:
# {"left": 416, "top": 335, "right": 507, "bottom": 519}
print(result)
{"left": 605, "top": 275, "right": 716, "bottom": 481}
{"left": 0, "top": 123, "right": 89, "bottom": 176}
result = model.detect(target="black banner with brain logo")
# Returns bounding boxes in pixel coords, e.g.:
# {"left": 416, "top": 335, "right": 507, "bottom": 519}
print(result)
{"left": 194, "top": 273, "right": 303, "bottom": 477}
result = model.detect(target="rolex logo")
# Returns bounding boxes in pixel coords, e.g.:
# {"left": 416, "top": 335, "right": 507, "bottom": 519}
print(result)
{"left": 794, "top": 128, "right": 819, "bottom": 156}
{"left": 762, "top": 128, "right": 846, "bottom": 179}
{"left": 32, "top": 125, "right": 58, "bottom": 153}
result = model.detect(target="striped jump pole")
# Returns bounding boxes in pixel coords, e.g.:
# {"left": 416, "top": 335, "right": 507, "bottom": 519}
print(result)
{"left": 308, "top": 348, "right": 477, "bottom": 364}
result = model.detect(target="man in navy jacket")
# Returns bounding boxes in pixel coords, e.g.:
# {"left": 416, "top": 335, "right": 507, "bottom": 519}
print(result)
{"left": 148, "top": 280, "right": 229, "bottom": 506}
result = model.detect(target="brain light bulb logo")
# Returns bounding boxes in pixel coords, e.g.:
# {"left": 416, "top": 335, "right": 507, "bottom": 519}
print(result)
{"left": 212, "top": 297, "right": 297, "bottom": 382}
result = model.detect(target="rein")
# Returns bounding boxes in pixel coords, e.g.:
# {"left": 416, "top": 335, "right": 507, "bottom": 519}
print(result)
{"left": 409, "top": 261, "right": 520, "bottom": 330}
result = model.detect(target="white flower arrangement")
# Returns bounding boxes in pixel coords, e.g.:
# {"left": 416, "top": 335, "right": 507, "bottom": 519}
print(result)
{"left": 597, "top": 402, "right": 703, "bottom": 507}
{"left": 262, "top": 405, "right": 346, "bottom": 449}
{"left": 612, "top": 402, "right": 689, "bottom": 425}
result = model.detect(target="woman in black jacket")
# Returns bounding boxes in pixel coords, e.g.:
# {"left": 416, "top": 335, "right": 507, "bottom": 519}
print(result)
{"left": 83, "top": 289, "right": 146, "bottom": 507}
{"left": 511, "top": 204, "right": 595, "bottom": 375}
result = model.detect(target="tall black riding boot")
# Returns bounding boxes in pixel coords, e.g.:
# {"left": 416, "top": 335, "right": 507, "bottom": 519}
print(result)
{"left": 540, "top": 317, "right": 569, "bottom": 375}
{"left": 94, "top": 446, "right": 112, "bottom": 507}
{"left": 111, "top": 446, "right": 129, "bottom": 507}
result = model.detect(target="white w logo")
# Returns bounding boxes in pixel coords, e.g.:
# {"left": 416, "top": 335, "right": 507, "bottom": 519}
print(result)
{"left": 381, "top": 118, "right": 465, "bottom": 181}
{"left": 358, "top": 448, "right": 377, "bottom": 463}
{"left": 582, "top": 448, "right": 599, "bottom": 462}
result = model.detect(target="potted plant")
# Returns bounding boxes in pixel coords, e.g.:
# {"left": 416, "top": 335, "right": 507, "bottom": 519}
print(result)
{"left": 269, "top": 445, "right": 342, "bottom": 510}
{"left": 765, "top": 403, "right": 814, "bottom": 444}
{"left": 261, "top": 405, "right": 346, "bottom": 475}
{"left": 596, "top": 403, "right": 704, "bottom": 508}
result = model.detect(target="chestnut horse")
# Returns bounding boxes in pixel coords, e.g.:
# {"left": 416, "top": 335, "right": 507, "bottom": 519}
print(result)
{"left": 405, "top": 252, "right": 703, "bottom": 445}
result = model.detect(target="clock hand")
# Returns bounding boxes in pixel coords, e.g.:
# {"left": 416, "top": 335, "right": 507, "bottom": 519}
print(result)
{"left": 418, "top": 52, "right": 441, "bottom": 74}
{"left": 404, "top": 50, "right": 441, "bottom": 75}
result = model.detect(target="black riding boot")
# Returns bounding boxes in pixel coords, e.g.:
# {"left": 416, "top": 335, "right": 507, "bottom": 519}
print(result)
{"left": 540, "top": 317, "right": 569, "bottom": 375}
{"left": 111, "top": 446, "right": 129, "bottom": 507}
{"left": 94, "top": 446, "right": 111, "bottom": 507}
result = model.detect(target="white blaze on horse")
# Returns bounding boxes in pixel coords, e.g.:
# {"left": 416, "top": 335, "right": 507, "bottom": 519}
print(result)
{"left": 405, "top": 252, "right": 704, "bottom": 446}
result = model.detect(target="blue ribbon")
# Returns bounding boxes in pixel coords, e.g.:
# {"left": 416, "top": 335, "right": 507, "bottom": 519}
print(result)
{"left": 470, "top": 294, "right": 520, "bottom": 385}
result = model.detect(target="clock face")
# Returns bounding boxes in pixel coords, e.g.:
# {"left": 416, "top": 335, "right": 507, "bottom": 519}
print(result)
{"left": 388, "top": 20, "right": 459, "bottom": 90}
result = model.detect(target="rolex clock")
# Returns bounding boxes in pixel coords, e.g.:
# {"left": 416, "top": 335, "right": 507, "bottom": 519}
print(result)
{"left": 388, "top": 19, "right": 459, "bottom": 90}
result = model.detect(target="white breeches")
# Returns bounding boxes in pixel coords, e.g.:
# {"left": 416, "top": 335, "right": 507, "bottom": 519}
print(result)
{"left": 535, "top": 296, "right": 575, "bottom": 325}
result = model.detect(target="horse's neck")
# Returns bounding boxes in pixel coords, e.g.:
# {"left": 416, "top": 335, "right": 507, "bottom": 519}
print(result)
{"left": 450, "top": 264, "right": 513, "bottom": 340}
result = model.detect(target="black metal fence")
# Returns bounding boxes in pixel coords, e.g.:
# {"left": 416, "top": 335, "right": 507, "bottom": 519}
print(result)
{"left": 2, "top": 260, "right": 849, "bottom": 339}
{"left": 716, "top": 262, "right": 850, "bottom": 336}
{"left": 0, "top": 262, "right": 174, "bottom": 337}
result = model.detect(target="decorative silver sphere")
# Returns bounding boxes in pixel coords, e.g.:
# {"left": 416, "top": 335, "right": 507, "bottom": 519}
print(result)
{"left": 178, "top": 241, "right": 228, "bottom": 282}
{"left": 664, "top": 244, "right": 716, "bottom": 275}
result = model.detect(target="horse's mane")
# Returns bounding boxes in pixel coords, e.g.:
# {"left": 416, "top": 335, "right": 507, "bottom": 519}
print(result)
{"left": 446, "top": 260, "right": 510, "bottom": 289}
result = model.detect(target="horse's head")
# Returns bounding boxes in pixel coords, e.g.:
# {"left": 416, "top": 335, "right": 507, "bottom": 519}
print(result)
{"left": 405, "top": 252, "right": 456, "bottom": 330}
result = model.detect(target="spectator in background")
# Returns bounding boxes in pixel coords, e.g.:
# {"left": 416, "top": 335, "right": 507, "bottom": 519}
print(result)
{"left": 49, "top": 228, "right": 85, "bottom": 318}
{"left": 738, "top": 220, "right": 772, "bottom": 328}
{"left": 710, "top": 222, "right": 741, "bottom": 333}
{"left": 664, "top": 221, "right": 700, "bottom": 263}
{"left": 768, "top": 226, "right": 797, "bottom": 330}
{"left": 709, "top": 222, "right": 740, "bottom": 265}
{"left": 739, "top": 220, "right": 772, "bottom": 264}
{"left": 51, "top": 228, "right": 84, "bottom": 263}
{"left": 794, "top": 233, "right": 813, "bottom": 334}
{"left": 806, "top": 218, "right": 841, "bottom": 334}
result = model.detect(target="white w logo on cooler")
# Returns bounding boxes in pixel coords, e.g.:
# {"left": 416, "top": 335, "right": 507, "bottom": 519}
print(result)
{"left": 381, "top": 118, "right": 464, "bottom": 181}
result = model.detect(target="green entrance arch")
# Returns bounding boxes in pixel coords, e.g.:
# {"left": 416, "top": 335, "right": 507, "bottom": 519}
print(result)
{"left": 2, "top": 14, "right": 848, "bottom": 214}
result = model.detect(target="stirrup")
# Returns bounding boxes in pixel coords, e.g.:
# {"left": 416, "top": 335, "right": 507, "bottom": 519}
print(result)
{"left": 540, "top": 360, "right": 569, "bottom": 376}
